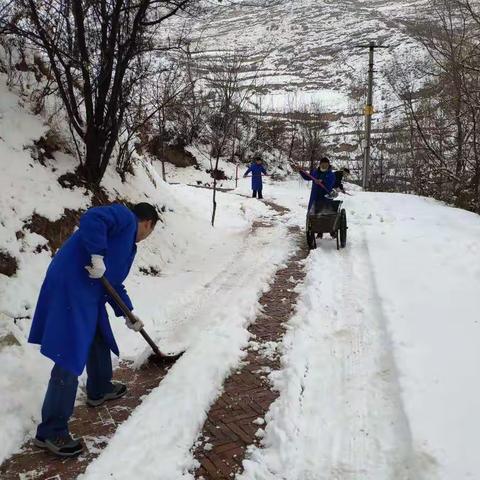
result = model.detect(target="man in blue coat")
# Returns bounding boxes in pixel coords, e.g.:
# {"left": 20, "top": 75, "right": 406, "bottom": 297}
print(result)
{"left": 244, "top": 156, "right": 267, "bottom": 199}
{"left": 28, "top": 202, "right": 158, "bottom": 457}
{"left": 297, "top": 157, "right": 336, "bottom": 211}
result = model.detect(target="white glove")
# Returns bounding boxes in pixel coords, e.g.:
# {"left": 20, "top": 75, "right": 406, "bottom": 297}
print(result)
{"left": 125, "top": 314, "right": 144, "bottom": 332}
{"left": 85, "top": 254, "right": 106, "bottom": 279}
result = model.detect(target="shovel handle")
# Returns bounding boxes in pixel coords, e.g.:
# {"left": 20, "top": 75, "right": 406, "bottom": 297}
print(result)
{"left": 138, "top": 329, "right": 165, "bottom": 358}
{"left": 99, "top": 276, "right": 165, "bottom": 358}
{"left": 100, "top": 276, "right": 134, "bottom": 318}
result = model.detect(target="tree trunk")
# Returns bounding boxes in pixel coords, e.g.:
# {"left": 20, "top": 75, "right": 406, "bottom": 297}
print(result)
{"left": 211, "top": 154, "right": 221, "bottom": 227}
{"left": 83, "top": 128, "right": 103, "bottom": 185}
{"left": 161, "top": 107, "right": 167, "bottom": 182}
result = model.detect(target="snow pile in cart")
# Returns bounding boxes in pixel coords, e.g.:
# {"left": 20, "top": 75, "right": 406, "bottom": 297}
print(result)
{"left": 0, "top": 78, "right": 293, "bottom": 464}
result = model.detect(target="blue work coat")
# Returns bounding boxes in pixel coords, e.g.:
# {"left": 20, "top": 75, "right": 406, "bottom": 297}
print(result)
{"left": 245, "top": 163, "right": 267, "bottom": 191}
{"left": 28, "top": 204, "right": 137, "bottom": 375}
{"left": 300, "top": 168, "right": 336, "bottom": 210}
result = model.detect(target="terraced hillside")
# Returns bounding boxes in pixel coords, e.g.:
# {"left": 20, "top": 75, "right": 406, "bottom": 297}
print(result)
{"left": 191, "top": 0, "right": 425, "bottom": 115}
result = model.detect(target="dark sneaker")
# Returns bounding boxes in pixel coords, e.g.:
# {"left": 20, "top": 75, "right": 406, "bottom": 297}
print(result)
{"left": 87, "top": 382, "right": 127, "bottom": 407}
{"left": 316, "top": 232, "right": 323, "bottom": 239}
{"left": 34, "top": 435, "right": 83, "bottom": 457}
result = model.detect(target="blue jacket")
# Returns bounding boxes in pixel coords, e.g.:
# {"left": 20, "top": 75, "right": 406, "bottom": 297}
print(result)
{"left": 245, "top": 163, "right": 267, "bottom": 191}
{"left": 28, "top": 204, "right": 138, "bottom": 375}
{"left": 300, "top": 168, "right": 336, "bottom": 209}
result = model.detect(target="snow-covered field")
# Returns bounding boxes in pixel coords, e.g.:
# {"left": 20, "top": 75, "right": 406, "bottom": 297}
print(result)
{"left": 190, "top": 0, "right": 426, "bottom": 112}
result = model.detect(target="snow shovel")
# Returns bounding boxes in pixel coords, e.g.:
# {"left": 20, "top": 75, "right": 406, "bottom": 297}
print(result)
{"left": 100, "top": 276, "right": 183, "bottom": 363}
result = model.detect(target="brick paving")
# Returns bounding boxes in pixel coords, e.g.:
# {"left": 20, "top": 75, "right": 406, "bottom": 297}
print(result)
{"left": 0, "top": 359, "right": 176, "bottom": 480}
{"left": 0, "top": 199, "right": 304, "bottom": 480}
{"left": 193, "top": 227, "right": 308, "bottom": 479}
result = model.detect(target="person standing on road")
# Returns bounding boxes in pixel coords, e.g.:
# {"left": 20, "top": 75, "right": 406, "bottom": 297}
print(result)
{"left": 244, "top": 155, "right": 267, "bottom": 199}
{"left": 29, "top": 202, "right": 158, "bottom": 457}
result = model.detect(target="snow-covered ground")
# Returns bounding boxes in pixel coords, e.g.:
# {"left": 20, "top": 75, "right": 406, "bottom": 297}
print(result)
{"left": 239, "top": 183, "right": 480, "bottom": 480}
{"left": 0, "top": 77, "right": 294, "bottom": 464}
{"left": 80, "top": 181, "right": 480, "bottom": 480}
{"left": 2, "top": 74, "right": 480, "bottom": 480}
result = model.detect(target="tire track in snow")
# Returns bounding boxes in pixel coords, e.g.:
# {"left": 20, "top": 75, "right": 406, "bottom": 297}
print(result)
{"left": 323, "top": 229, "right": 416, "bottom": 479}
{"left": 172, "top": 210, "right": 289, "bottom": 337}
{"left": 239, "top": 224, "right": 419, "bottom": 480}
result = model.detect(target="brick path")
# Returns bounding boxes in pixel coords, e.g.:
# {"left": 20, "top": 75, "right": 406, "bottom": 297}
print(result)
{"left": 193, "top": 227, "right": 308, "bottom": 479}
{"left": 1, "top": 199, "right": 305, "bottom": 480}
{"left": 0, "top": 359, "right": 175, "bottom": 480}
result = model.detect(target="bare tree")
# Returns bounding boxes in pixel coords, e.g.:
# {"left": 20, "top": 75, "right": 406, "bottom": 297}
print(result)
{"left": 383, "top": 0, "right": 480, "bottom": 212}
{"left": 173, "top": 41, "right": 209, "bottom": 145}
{"left": 117, "top": 50, "right": 197, "bottom": 181}
{"left": 282, "top": 102, "right": 329, "bottom": 171}
{"left": 0, "top": 0, "right": 14, "bottom": 33}
{"left": 11, "top": 0, "right": 200, "bottom": 185}
{"left": 202, "top": 52, "right": 260, "bottom": 226}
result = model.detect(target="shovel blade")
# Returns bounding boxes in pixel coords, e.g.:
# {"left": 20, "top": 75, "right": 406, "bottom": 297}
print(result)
{"left": 147, "top": 350, "right": 185, "bottom": 365}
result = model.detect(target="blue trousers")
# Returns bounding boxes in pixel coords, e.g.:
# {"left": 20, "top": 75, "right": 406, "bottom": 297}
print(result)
{"left": 36, "top": 330, "right": 114, "bottom": 440}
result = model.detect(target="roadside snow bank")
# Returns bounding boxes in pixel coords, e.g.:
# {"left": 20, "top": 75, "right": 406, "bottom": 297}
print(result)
{"left": 355, "top": 192, "right": 480, "bottom": 479}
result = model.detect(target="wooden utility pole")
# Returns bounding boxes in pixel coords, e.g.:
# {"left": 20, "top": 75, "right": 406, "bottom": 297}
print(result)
{"left": 357, "top": 41, "right": 388, "bottom": 190}
{"left": 160, "top": 106, "right": 167, "bottom": 182}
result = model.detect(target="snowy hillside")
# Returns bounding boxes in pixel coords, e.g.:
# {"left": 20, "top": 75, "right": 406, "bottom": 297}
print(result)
{"left": 191, "top": 0, "right": 424, "bottom": 114}
{"left": 2, "top": 23, "right": 480, "bottom": 480}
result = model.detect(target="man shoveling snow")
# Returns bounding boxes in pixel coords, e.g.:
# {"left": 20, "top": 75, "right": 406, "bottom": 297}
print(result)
{"left": 28, "top": 203, "right": 158, "bottom": 457}
{"left": 295, "top": 157, "right": 336, "bottom": 211}
{"left": 295, "top": 157, "right": 338, "bottom": 239}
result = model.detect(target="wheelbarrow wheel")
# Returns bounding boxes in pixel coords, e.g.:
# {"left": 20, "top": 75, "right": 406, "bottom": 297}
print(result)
{"left": 306, "top": 216, "right": 317, "bottom": 250}
{"left": 307, "top": 227, "right": 317, "bottom": 250}
{"left": 339, "top": 209, "right": 347, "bottom": 248}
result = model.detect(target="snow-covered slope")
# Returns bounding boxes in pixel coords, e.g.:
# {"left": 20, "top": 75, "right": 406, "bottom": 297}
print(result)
{"left": 0, "top": 77, "right": 293, "bottom": 463}
{"left": 192, "top": 0, "right": 424, "bottom": 113}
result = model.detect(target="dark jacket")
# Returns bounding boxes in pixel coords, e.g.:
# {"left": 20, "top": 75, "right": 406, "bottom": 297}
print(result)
{"left": 333, "top": 171, "right": 346, "bottom": 192}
